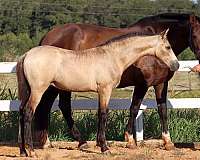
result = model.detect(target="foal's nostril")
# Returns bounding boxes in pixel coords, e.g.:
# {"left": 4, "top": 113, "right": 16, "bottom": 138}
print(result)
{"left": 170, "top": 60, "right": 179, "bottom": 71}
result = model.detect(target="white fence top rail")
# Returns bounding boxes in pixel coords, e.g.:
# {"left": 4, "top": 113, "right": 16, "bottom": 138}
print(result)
{"left": 1, "top": 98, "right": 200, "bottom": 111}
{"left": 0, "top": 62, "right": 17, "bottom": 73}
{"left": 0, "top": 60, "right": 198, "bottom": 73}
{"left": 178, "top": 60, "right": 199, "bottom": 71}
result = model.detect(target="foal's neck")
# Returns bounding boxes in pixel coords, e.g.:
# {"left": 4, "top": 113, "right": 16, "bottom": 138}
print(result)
{"left": 104, "top": 35, "right": 158, "bottom": 71}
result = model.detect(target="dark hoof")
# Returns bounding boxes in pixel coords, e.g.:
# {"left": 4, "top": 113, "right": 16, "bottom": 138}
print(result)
{"left": 102, "top": 149, "right": 111, "bottom": 155}
{"left": 101, "top": 146, "right": 110, "bottom": 153}
{"left": 20, "top": 149, "right": 28, "bottom": 157}
{"left": 165, "top": 143, "right": 175, "bottom": 151}
{"left": 78, "top": 142, "right": 89, "bottom": 150}
{"left": 126, "top": 143, "right": 137, "bottom": 149}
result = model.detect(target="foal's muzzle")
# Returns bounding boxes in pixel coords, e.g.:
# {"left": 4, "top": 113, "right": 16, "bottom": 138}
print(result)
{"left": 169, "top": 60, "right": 179, "bottom": 71}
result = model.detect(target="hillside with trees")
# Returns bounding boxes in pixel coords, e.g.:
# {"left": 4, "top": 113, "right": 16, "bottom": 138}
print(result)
{"left": 0, "top": 0, "right": 200, "bottom": 61}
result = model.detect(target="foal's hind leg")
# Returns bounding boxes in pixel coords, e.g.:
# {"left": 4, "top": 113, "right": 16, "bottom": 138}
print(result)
{"left": 19, "top": 100, "right": 29, "bottom": 157}
{"left": 125, "top": 85, "right": 148, "bottom": 149}
{"left": 23, "top": 89, "right": 48, "bottom": 157}
{"left": 154, "top": 83, "right": 174, "bottom": 150}
{"left": 59, "top": 90, "right": 88, "bottom": 149}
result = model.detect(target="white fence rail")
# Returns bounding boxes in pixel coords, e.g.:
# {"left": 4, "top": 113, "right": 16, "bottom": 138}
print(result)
{"left": 0, "top": 60, "right": 200, "bottom": 141}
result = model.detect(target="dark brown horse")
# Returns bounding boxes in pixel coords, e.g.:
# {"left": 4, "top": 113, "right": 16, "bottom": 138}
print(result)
{"left": 34, "top": 13, "right": 200, "bottom": 150}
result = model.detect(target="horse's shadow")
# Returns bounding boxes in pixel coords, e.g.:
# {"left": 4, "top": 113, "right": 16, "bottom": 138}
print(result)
{"left": 174, "top": 142, "right": 200, "bottom": 151}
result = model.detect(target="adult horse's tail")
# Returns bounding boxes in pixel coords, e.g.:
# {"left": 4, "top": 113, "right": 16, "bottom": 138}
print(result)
{"left": 16, "top": 54, "right": 30, "bottom": 102}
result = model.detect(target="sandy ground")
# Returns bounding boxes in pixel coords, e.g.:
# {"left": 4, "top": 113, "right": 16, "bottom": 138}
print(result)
{"left": 0, "top": 140, "right": 200, "bottom": 160}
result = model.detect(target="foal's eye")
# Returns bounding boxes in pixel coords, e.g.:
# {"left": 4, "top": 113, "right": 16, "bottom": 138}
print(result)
{"left": 165, "top": 46, "right": 171, "bottom": 50}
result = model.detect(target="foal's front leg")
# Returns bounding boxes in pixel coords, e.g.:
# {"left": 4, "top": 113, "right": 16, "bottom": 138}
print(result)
{"left": 125, "top": 85, "right": 148, "bottom": 149}
{"left": 97, "top": 85, "right": 112, "bottom": 153}
{"left": 154, "top": 83, "right": 174, "bottom": 150}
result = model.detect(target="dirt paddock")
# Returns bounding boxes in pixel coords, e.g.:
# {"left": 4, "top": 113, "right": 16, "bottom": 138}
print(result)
{"left": 0, "top": 140, "right": 200, "bottom": 160}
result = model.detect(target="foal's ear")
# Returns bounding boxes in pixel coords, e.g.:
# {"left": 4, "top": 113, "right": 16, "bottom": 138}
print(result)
{"left": 160, "top": 28, "right": 169, "bottom": 40}
{"left": 189, "top": 14, "right": 199, "bottom": 26}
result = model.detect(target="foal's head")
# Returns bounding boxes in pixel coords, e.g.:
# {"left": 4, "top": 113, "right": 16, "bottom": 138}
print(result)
{"left": 189, "top": 15, "right": 200, "bottom": 60}
{"left": 155, "top": 29, "right": 179, "bottom": 71}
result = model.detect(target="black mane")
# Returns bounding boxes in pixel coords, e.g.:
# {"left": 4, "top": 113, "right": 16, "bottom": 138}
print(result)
{"left": 98, "top": 32, "right": 155, "bottom": 47}
{"left": 129, "top": 13, "right": 200, "bottom": 27}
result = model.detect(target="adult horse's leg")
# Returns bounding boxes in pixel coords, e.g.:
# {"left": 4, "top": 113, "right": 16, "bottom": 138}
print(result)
{"left": 125, "top": 85, "right": 148, "bottom": 149}
{"left": 58, "top": 90, "right": 88, "bottom": 149}
{"left": 96, "top": 85, "right": 112, "bottom": 153}
{"left": 33, "top": 86, "right": 59, "bottom": 148}
{"left": 154, "top": 82, "right": 174, "bottom": 150}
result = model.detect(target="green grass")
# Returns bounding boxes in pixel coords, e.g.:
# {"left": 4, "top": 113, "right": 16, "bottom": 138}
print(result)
{"left": 143, "top": 109, "right": 200, "bottom": 142}
{"left": 48, "top": 109, "right": 200, "bottom": 143}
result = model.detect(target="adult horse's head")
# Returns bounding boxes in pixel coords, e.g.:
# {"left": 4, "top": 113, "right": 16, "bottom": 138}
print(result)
{"left": 156, "top": 29, "right": 179, "bottom": 71}
{"left": 189, "top": 15, "right": 200, "bottom": 60}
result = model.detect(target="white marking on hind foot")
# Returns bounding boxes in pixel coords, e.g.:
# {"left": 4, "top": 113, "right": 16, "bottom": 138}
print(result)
{"left": 162, "top": 131, "right": 171, "bottom": 144}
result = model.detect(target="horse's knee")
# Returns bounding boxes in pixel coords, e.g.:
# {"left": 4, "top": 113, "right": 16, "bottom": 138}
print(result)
{"left": 158, "top": 103, "right": 167, "bottom": 118}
